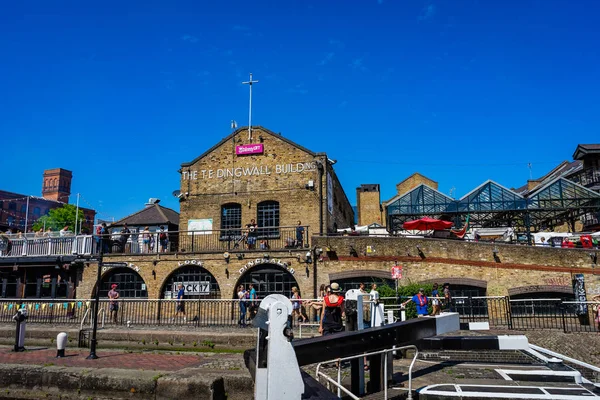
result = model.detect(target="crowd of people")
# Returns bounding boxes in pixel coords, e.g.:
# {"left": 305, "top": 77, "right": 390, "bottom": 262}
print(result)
{"left": 94, "top": 223, "right": 170, "bottom": 254}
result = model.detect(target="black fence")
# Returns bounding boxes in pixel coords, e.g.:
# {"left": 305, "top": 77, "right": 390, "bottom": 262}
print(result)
{"left": 0, "top": 297, "right": 598, "bottom": 333}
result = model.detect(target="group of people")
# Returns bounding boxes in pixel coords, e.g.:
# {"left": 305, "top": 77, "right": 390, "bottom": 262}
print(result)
{"left": 402, "top": 283, "right": 453, "bottom": 316}
{"left": 95, "top": 223, "right": 170, "bottom": 254}
{"left": 236, "top": 283, "right": 258, "bottom": 327}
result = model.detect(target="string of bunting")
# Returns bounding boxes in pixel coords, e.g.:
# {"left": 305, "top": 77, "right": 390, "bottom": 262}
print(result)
{"left": 2, "top": 301, "right": 86, "bottom": 311}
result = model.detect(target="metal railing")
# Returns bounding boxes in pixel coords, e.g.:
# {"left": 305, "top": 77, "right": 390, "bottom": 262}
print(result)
{"left": 315, "top": 344, "right": 418, "bottom": 400}
{"left": 0, "top": 226, "right": 310, "bottom": 257}
{"left": 0, "top": 296, "right": 598, "bottom": 333}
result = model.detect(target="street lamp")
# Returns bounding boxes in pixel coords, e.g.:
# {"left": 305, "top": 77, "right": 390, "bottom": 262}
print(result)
{"left": 86, "top": 238, "right": 104, "bottom": 359}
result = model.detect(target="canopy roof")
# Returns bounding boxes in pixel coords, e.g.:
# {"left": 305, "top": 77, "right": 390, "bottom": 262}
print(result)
{"left": 386, "top": 177, "right": 600, "bottom": 233}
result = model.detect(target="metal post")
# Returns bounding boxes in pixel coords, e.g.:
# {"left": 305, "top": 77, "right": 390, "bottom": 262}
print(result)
{"left": 87, "top": 241, "right": 103, "bottom": 359}
{"left": 24, "top": 197, "right": 30, "bottom": 234}
{"left": 74, "top": 193, "right": 80, "bottom": 235}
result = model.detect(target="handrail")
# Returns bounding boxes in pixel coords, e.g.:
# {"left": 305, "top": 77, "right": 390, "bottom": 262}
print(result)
{"left": 530, "top": 344, "right": 600, "bottom": 379}
{"left": 315, "top": 344, "right": 418, "bottom": 400}
{"left": 80, "top": 307, "right": 91, "bottom": 331}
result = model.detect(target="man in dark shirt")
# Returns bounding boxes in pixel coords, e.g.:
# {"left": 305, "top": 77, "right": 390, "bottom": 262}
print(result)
{"left": 245, "top": 219, "right": 257, "bottom": 249}
{"left": 295, "top": 221, "right": 305, "bottom": 248}
{"left": 176, "top": 284, "right": 186, "bottom": 322}
{"left": 120, "top": 224, "right": 131, "bottom": 253}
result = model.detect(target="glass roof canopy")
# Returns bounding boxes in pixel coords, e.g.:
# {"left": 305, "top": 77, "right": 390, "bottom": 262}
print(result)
{"left": 386, "top": 178, "right": 600, "bottom": 233}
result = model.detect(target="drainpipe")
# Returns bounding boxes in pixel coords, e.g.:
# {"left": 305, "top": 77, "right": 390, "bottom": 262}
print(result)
{"left": 317, "top": 161, "right": 324, "bottom": 236}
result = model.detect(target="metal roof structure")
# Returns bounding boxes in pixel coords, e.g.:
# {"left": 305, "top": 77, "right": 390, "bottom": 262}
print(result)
{"left": 386, "top": 178, "right": 600, "bottom": 233}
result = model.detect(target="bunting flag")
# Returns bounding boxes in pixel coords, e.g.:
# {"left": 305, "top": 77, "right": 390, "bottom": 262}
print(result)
{"left": 3, "top": 305, "right": 6, "bottom": 310}
{"left": 21, "top": 304, "right": 25, "bottom": 309}
{"left": 86, "top": 301, "right": 91, "bottom": 307}
{"left": 77, "top": 302, "right": 82, "bottom": 309}
{"left": 42, "top": 304, "right": 47, "bottom": 310}
{"left": 71, "top": 302, "right": 75, "bottom": 308}
{"left": 49, "top": 303, "right": 53, "bottom": 308}
{"left": 27, "top": 304, "right": 32, "bottom": 310}
{"left": 8, "top": 304, "right": 13, "bottom": 310}
{"left": 63, "top": 303, "right": 68, "bottom": 309}
{"left": 35, "top": 304, "right": 40, "bottom": 310}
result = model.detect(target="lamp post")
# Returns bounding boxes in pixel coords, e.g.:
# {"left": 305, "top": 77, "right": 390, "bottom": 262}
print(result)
{"left": 86, "top": 238, "right": 103, "bottom": 359}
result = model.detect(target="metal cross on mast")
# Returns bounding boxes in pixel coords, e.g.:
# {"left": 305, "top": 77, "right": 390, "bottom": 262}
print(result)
{"left": 242, "top": 73, "right": 259, "bottom": 140}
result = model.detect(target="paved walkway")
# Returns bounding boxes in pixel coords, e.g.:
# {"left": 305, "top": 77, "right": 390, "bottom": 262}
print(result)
{"left": 0, "top": 346, "right": 243, "bottom": 371}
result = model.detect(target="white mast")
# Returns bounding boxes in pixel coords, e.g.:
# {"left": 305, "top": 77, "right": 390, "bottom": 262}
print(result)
{"left": 242, "top": 73, "right": 259, "bottom": 140}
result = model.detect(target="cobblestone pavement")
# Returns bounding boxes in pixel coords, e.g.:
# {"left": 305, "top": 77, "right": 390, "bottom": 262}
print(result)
{"left": 0, "top": 346, "right": 244, "bottom": 371}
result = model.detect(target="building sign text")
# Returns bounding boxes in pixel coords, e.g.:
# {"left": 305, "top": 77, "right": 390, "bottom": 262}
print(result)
{"left": 182, "top": 162, "right": 317, "bottom": 180}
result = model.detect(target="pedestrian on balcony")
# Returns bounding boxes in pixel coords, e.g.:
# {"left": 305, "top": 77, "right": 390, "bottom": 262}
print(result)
{"left": 100, "top": 223, "right": 111, "bottom": 253}
{"left": 141, "top": 226, "right": 151, "bottom": 253}
{"left": 245, "top": 219, "right": 257, "bottom": 250}
{"left": 158, "top": 226, "right": 168, "bottom": 252}
{"left": 108, "top": 284, "right": 120, "bottom": 324}
{"left": 295, "top": 221, "right": 305, "bottom": 248}
{"left": 120, "top": 224, "right": 131, "bottom": 253}
{"left": 59, "top": 226, "right": 70, "bottom": 237}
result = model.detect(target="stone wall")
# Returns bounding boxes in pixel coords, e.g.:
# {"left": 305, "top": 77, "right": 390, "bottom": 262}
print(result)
{"left": 78, "top": 235, "right": 599, "bottom": 300}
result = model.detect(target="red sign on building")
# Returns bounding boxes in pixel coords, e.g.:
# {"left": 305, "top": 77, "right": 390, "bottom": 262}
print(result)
{"left": 391, "top": 265, "right": 403, "bottom": 279}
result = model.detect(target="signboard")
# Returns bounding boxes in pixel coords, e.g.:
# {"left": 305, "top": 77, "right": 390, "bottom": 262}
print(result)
{"left": 391, "top": 265, "right": 403, "bottom": 279}
{"left": 236, "top": 143, "right": 264, "bottom": 155}
{"left": 103, "top": 262, "right": 128, "bottom": 268}
{"left": 573, "top": 274, "right": 588, "bottom": 316}
{"left": 188, "top": 219, "right": 213, "bottom": 235}
{"left": 173, "top": 281, "right": 211, "bottom": 295}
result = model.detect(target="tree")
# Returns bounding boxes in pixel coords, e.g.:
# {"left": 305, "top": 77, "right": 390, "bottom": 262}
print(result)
{"left": 32, "top": 204, "right": 84, "bottom": 233}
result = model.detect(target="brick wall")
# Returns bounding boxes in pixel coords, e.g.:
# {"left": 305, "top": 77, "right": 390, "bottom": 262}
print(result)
{"left": 179, "top": 127, "right": 353, "bottom": 235}
{"left": 79, "top": 235, "right": 599, "bottom": 300}
{"left": 395, "top": 173, "right": 438, "bottom": 196}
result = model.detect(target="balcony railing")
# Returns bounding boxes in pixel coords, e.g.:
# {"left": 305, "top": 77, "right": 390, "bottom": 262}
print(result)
{"left": 0, "top": 226, "right": 309, "bottom": 258}
{"left": 570, "top": 167, "right": 600, "bottom": 188}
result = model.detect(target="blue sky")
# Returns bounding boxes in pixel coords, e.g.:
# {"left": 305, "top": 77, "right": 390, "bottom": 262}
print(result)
{"left": 1, "top": 0, "right": 599, "bottom": 223}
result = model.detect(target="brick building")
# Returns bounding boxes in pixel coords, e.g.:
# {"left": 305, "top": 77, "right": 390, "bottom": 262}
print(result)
{"left": 0, "top": 168, "right": 95, "bottom": 300}
{"left": 78, "top": 126, "right": 354, "bottom": 301}
{"left": 0, "top": 168, "right": 95, "bottom": 234}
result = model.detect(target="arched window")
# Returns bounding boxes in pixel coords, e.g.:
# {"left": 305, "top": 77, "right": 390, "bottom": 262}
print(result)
{"left": 257, "top": 201, "right": 280, "bottom": 238}
{"left": 162, "top": 265, "right": 220, "bottom": 299}
{"left": 99, "top": 268, "right": 148, "bottom": 298}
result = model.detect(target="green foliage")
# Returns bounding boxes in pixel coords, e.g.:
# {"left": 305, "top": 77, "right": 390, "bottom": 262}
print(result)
{"left": 202, "top": 340, "right": 215, "bottom": 349}
{"left": 32, "top": 204, "right": 85, "bottom": 233}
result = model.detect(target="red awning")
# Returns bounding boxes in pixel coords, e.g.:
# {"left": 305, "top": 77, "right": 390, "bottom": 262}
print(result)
{"left": 403, "top": 217, "right": 453, "bottom": 231}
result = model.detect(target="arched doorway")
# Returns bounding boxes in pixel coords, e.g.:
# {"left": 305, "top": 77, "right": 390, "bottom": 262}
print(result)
{"left": 235, "top": 263, "right": 300, "bottom": 299}
{"left": 99, "top": 267, "right": 148, "bottom": 298}
{"left": 161, "top": 265, "right": 221, "bottom": 299}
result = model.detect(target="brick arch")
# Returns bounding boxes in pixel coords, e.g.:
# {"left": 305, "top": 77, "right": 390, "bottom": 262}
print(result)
{"left": 329, "top": 269, "right": 392, "bottom": 281}
{"left": 419, "top": 277, "right": 488, "bottom": 289}
{"left": 508, "top": 285, "right": 572, "bottom": 297}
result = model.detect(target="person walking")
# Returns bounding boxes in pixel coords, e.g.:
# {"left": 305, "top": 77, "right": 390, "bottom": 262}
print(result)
{"left": 319, "top": 282, "right": 345, "bottom": 336}
{"left": 402, "top": 287, "right": 430, "bottom": 317}
{"left": 248, "top": 283, "right": 258, "bottom": 319}
{"left": 442, "top": 282, "right": 453, "bottom": 312}
{"left": 237, "top": 285, "right": 248, "bottom": 327}
{"left": 291, "top": 286, "right": 308, "bottom": 323}
{"left": 108, "top": 284, "right": 120, "bottom": 324}
{"left": 175, "top": 284, "right": 186, "bottom": 322}
{"left": 431, "top": 283, "right": 441, "bottom": 315}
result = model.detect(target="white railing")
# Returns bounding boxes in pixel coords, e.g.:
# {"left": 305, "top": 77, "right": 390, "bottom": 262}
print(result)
{"left": 315, "top": 344, "right": 419, "bottom": 400}
{"left": 0, "top": 235, "right": 94, "bottom": 257}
